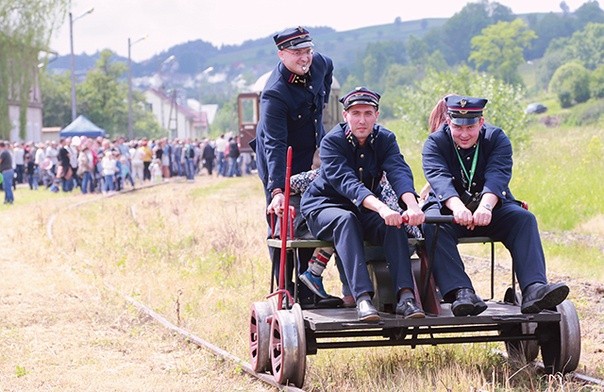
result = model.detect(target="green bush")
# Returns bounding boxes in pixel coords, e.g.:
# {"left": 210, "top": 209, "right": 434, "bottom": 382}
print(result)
{"left": 391, "top": 66, "right": 529, "bottom": 147}
{"left": 549, "top": 61, "right": 591, "bottom": 107}
{"left": 590, "top": 65, "right": 604, "bottom": 98}
{"left": 564, "top": 99, "right": 604, "bottom": 126}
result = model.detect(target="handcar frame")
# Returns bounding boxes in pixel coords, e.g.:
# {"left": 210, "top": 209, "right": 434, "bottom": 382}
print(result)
{"left": 249, "top": 147, "right": 580, "bottom": 388}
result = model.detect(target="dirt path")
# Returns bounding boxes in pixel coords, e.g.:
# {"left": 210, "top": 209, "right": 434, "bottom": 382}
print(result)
{"left": 0, "top": 196, "right": 270, "bottom": 391}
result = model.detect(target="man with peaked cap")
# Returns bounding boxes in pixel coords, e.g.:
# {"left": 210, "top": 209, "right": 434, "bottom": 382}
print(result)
{"left": 421, "top": 95, "right": 569, "bottom": 316}
{"left": 301, "top": 87, "right": 426, "bottom": 321}
{"left": 254, "top": 26, "right": 339, "bottom": 307}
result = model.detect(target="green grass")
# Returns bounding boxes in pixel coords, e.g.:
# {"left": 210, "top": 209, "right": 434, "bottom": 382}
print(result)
{"left": 0, "top": 184, "right": 70, "bottom": 210}
{"left": 512, "top": 125, "right": 604, "bottom": 230}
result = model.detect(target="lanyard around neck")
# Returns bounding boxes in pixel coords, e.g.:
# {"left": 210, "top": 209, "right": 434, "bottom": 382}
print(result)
{"left": 455, "top": 143, "right": 479, "bottom": 190}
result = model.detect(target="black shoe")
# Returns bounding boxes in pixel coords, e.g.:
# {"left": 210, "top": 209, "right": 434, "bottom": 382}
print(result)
{"left": 521, "top": 282, "right": 569, "bottom": 314}
{"left": 357, "top": 299, "right": 380, "bottom": 322}
{"left": 451, "top": 288, "right": 487, "bottom": 316}
{"left": 396, "top": 297, "right": 425, "bottom": 319}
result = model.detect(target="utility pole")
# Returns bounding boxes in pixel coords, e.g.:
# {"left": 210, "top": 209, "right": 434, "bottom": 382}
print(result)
{"left": 69, "top": 7, "right": 94, "bottom": 122}
{"left": 128, "top": 36, "right": 146, "bottom": 140}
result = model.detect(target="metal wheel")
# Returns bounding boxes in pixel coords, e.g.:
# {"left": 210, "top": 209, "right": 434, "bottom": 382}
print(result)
{"left": 502, "top": 322, "right": 539, "bottom": 365}
{"left": 290, "top": 304, "right": 307, "bottom": 387}
{"left": 249, "top": 301, "right": 272, "bottom": 373}
{"left": 270, "top": 304, "right": 307, "bottom": 387}
{"left": 540, "top": 299, "right": 581, "bottom": 374}
{"left": 503, "top": 286, "right": 520, "bottom": 306}
{"left": 502, "top": 287, "right": 539, "bottom": 364}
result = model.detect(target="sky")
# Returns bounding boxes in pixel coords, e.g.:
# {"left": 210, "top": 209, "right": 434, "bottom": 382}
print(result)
{"left": 48, "top": 0, "right": 591, "bottom": 62}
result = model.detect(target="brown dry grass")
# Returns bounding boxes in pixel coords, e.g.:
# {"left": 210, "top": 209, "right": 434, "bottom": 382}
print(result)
{"left": 1, "top": 176, "right": 603, "bottom": 391}
{"left": 0, "top": 181, "right": 271, "bottom": 392}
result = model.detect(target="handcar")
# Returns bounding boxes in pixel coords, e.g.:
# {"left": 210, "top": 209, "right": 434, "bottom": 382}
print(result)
{"left": 248, "top": 147, "right": 580, "bottom": 388}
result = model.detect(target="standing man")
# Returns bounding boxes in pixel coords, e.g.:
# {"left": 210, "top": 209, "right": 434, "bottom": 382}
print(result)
{"left": 214, "top": 134, "right": 227, "bottom": 176}
{"left": 13, "top": 142, "right": 24, "bottom": 184}
{"left": 201, "top": 138, "right": 215, "bottom": 175}
{"left": 301, "top": 87, "right": 426, "bottom": 321}
{"left": 255, "top": 26, "right": 335, "bottom": 307}
{"left": 0, "top": 141, "right": 15, "bottom": 205}
{"left": 421, "top": 95, "right": 569, "bottom": 316}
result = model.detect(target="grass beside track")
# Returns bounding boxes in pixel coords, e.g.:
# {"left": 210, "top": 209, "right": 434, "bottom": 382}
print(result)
{"left": 38, "top": 174, "right": 603, "bottom": 391}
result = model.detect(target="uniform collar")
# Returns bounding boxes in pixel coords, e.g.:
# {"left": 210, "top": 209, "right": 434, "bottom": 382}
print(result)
{"left": 343, "top": 123, "right": 378, "bottom": 148}
{"left": 279, "top": 62, "right": 310, "bottom": 86}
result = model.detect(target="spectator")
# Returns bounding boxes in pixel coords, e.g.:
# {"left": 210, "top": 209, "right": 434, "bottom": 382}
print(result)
{"left": 0, "top": 141, "right": 15, "bottom": 204}
{"left": 227, "top": 137, "right": 241, "bottom": 177}
{"left": 201, "top": 138, "right": 215, "bottom": 175}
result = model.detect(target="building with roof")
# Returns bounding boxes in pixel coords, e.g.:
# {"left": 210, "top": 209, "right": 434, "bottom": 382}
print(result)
{"left": 144, "top": 88, "right": 208, "bottom": 140}
{"left": 6, "top": 70, "right": 43, "bottom": 142}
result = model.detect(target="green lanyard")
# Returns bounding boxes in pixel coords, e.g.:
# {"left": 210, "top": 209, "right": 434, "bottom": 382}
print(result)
{"left": 455, "top": 143, "right": 479, "bottom": 191}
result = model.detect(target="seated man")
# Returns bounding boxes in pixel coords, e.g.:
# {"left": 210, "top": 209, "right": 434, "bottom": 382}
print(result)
{"left": 421, "top": 94, "right": 569, "bottom": 316}
{"left": 301, "top": 87, "right": 425, "bottom": 322}
{"left": 292, "top": 151, "right": 422, "bottom": 305}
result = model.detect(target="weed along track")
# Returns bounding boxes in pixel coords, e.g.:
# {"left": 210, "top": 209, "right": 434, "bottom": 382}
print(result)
{"left": 43, "top": 180, "right": 307, "bottom": 391}
{"left": 116, "top": 289, "right": 306, "bottom": 391}
{"left": 40, "top": 178, "right": 604, "bottom": 391}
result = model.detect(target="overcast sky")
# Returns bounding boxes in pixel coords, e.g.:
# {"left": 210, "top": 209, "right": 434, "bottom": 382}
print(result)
{"left": 48, "top": 0, "right": 591, "bottom": 62}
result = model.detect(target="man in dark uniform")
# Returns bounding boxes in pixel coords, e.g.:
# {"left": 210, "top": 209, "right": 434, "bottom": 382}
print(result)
{"left": 300, "top": 87, "right": 426, "bottom": 321}
{"left": 421, "top": 95, "right": 569, "bottom": 316}
{"left": 255, "top": 26, "right": 337, "bottom": 306}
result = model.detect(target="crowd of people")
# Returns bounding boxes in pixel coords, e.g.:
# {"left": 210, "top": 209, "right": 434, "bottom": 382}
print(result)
{"left": 0, "top": 133, "right": 256, "bottom": 202}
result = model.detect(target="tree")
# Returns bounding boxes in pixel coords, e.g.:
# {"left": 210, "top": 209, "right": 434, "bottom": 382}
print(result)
{"left": 469, "top": 19, "right": 537, "bottom": 85}
{"left": 40, "top": 71, "right": 71, "bottom": 127}
{"left": 360, "top": 41, "right": 408, "bottom": 90}
{"left": 209, "top": 96, "right": 238, "bottom": 138}
{"left": 525, "top": 12, "right": 575, "bottom": 60}
{"left": 591, "top": 65, "right": 604, "bottom": 99}
{"left": 392, "top": 66, "right": 529, "bottom": 146}
{"left": 537, "top": 22, "right": 604, "bottom": 90}
{"left": 564, "top": 23, "right": 604, "bottom": 70}
{"left": 425, "top": 0, "right": 514, "bottom": 66}
{"left": 78, "top": 50, "right": 128, "bottom": 136}
{"left": 72, "top": 49, "right": 163, "bottom": 139}
{"left": 549, "top": 61, "right": 591, "bottom": 107}
{"left": 573, "top": 1, "right": 604, "bottom": 28}
{"left": 0, "top": 0, "right": 68, "bottom": 139}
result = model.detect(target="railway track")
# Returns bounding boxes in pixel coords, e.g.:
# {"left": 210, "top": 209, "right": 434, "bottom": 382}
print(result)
{"left": 43, "top": 184, "right": 603, "bottom": 391}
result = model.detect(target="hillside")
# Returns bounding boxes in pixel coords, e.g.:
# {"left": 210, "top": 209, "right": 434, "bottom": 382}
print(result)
{"left": 48, "top": 18, "right": 447, "bottom": 82}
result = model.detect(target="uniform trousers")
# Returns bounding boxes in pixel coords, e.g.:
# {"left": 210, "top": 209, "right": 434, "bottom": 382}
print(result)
{"left": 305, "top": 206, "right": 414, "bottom": 301}
{"left": 423, "top": 201, "right": 547, "bottom": 298}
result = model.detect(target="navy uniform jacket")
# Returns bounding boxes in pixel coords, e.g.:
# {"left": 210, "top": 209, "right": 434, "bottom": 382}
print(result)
{"left": 422, "top": 123, "right": 516, "bottom": 211}
{"left": 255, "top": 52, "right": 333, "bottom": 197}
{"left": 301, "top": 122, "right": 416, "bottom": 216}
